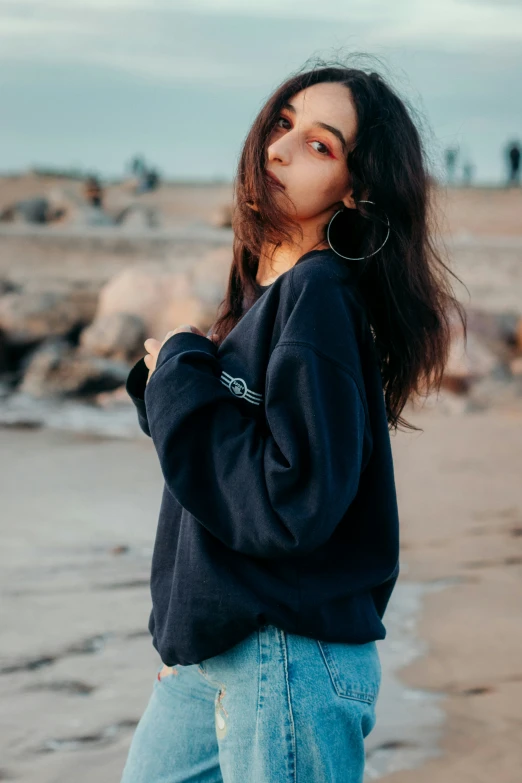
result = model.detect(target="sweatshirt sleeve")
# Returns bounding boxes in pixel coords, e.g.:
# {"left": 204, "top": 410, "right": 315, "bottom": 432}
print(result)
{"left": 144, "top": 331, "right": 369, "bottom": 559}
{"left": 125, "top": 326, "right": 217, "bottom": 438}
{"left": 125, "top": 356, "right": 152, "bottom": 437}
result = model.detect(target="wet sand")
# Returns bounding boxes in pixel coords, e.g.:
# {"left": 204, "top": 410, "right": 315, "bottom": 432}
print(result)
{"left": 383, "top": 405, "right": 522, "bottom": 782}
{"left": 0, "top": 422, "right": 441, "bottom": 781}
{"left": 2, "top": 401, "right": 521, "bottom": 781}
{"left": 1, "top": 428, "right": 162, "bottom": 782}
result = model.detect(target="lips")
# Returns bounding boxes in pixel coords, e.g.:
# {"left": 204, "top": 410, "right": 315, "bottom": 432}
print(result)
{"left": 265, "top": 170, "right": 284, "bottom": 189}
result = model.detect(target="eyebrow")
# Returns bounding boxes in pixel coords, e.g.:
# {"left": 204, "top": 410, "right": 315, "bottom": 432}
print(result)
{"left": 281, "top": 101, "right": 347, "bottom": 152}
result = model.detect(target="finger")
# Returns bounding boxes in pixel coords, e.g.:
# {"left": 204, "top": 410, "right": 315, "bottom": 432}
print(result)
{"left": 169, "top": 325, "right": 196, "bottom": 336}
{"left": 158, "top": 664, "right": 175, "bottom": 680}
{"left": 159, "top": 326, "right": 195, "bottom": 348}
{"left": 144, "top": 338, "right": 161, "bottom": 353}
{"left": 143, "top": 354, "right": 154, "bottom": 369}
{"left": 159, "top": 331, "right": 176, "bottom": 349}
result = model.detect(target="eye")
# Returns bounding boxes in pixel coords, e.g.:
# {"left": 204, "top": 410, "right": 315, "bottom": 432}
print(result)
{"left": 274, "top": 116, "right": 333, "bottom": 157}
{"left": 310, "top": 140, "right": 332, "bottom": 157}
{"left": 275, "top": 116, "right": 291, "bottom": 130}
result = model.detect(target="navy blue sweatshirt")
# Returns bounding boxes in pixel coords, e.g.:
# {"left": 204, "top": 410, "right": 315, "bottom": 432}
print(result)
{"left": 125, "top": 248, "right": 400, "bottom": 666}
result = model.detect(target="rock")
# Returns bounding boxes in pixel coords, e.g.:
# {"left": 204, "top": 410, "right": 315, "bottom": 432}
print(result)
{"left": 467, "top": 372, "right": 522, "bottom": 412}
{"left": 516, "top": 317, "right": 522, "bottom": 352}
{"left": 94, "top": 266, "right": 217, "bottom": 341}
{"left": 209, "top": 202, "right": 233, "bottom": 228}
{"left": 442, "top": 331, "right": 503, "bottom": 394}
{"left": 0, "top": 280, "right": 20, "bottom": 296}
{"left": 441, "top": 304, "right": 518, "bottom": 395}
{"left": 0, "top": 330, "right": 7, "bottom": 375}
{"left": 189, "top": 247, "right": 231, "bottom": 307}
{"left": 110, "top": 545, "right": 130, "bottom": 555}
{"left": 465, "top": 307, "right": 520, "bottom": 350}
{"left": 115, "top": 205, "right": 159, "bottom": 229}
{"left": 0, "top": 377, "right": 10, "bottom": 399}
{"left": 510, "top": 356, "right": 522, "bottom": 376}
{"left": 0, "top": 286, "right": 98, "bottom": 345}
{"left": 0, "top": 197, "right": 50, "bottom": 224}
{"left": 79, "top": 313, "right": 146, "bottom": 362}
{"left": 414, "top": 386, "right": 471, "bottom": 415}
{"left": 73, "top": 205, "right": 115, "bottom": 227}
{"left": 93, "top": 385, "right": 132, "bottom": 408}
{"left": 19, "top": 339, "right": 130, "bottom": 398}
{"left": 440, "top": 375, "right": 470, "bottom": 395}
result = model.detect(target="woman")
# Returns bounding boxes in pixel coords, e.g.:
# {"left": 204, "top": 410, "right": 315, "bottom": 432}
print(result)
{"left": 121, "top": 61, "right": 465, "bottom": 782}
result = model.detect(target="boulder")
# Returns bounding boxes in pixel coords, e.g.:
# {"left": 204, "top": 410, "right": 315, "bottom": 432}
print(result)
{"left": 0, "top": 280, "right": 19, "bottom": 296}
{"left": 115, "top": 205, "right": 160, "bottom": 229}
{"left": 209, "top": 202, "right": 233, "bottom": 228}
{"left": 465, "top": 308, "right": 520, "bottom": 351}
{"left": 467, "top": 372, "right": 522, "bottom": 412}
{"left": 0, "top": 330, "right": 7, "bottom": 375}
{"left": 79, "top": 312, "right": 146, "bottom": 362}
{"left": 0, "top": 286, "right": 98, "bottom": 345}
{"left": 94, "top": 264, "right": 219, "bottom": 342}
{"left": 93, "top": 385, "right": 132, "bottom": 407}
{"left": 189, "top": 247, "right": 231, "bottom": 306}
{"left": 442, "top": 331, "right": 503, "bottom": 394}
{"left": 511, "top": 356, "right": 522, "bottom": 376}
{"left": 19, "top": 339, "right": 130, "bottom": 398}
{"left": 440, "top": 305, "right": 516, "bottom": 394}
{"left": 516, "top": 316, "right": 522, "bottom": 352}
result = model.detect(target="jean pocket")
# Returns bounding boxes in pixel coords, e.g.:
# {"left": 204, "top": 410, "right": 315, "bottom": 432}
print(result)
{"left": 316, "top": 640, "right": 381, "bottom": 704}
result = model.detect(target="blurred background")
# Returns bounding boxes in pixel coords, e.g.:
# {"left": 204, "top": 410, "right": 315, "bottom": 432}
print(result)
{"left": 1, "top": 1, "right": 521, "bottom": 782}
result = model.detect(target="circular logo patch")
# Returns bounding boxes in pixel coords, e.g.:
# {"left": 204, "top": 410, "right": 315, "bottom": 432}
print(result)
{"left": 229, "top": 378, "right": 247, "bottom": 397}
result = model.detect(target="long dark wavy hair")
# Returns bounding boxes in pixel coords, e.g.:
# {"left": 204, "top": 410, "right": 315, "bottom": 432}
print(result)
{"left": 211, "top": 54, "right": 467, "bottom": 432}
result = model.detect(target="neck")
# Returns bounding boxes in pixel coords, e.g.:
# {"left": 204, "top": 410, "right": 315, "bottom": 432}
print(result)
{"left": 257, "top": 233, "right": 329, "bottom": 286}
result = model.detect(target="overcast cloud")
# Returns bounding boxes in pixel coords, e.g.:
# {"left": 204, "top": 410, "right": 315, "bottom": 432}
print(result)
{"left": 1, "top": 0, "right": 520, "bottom": 182}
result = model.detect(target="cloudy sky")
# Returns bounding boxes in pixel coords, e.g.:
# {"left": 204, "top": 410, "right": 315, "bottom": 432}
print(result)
{"left": 1, "top": 0, "right": 521, "bottom": 183}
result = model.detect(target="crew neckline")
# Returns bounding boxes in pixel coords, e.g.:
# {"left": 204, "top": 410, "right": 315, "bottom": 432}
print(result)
{"left": 255, "top": 247, "right": 335, "bottom": 289}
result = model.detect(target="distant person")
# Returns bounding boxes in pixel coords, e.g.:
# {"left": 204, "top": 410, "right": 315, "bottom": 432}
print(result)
{"left": 146, "top": 168, "right": 160, "bottom": 191}
{"left": 135, "top": 165, "right": 160, "bottom": 194}
{"left": 120, "top": 59, "right": 466, "bottom": 783}
{"left": 444, "top": 146, "right": 459, "bottom": 184}
{"left": 506, "top": 141, "right": 521, "bottom": 186}
{"left": 84, "top": 176, "right": 103, "bottom": 208}
{"left": 462, "top": 160, "right": 474, "bottom": 186}
{"left": 130, "top": 155, "right": 146, "bottom": 177}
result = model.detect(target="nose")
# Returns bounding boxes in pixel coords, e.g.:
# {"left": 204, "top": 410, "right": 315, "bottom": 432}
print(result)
{"left": 267, "top": 134, "right": 291, "bottom": 165}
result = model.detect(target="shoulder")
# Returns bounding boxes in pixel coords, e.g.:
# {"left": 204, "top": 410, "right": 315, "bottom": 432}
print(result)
{"left": 276, "top": 252, "right": 370, "bottom": 371}
{"left": 290, "top": 249, "right": 351, "bottom": 286}
{"left": 285, "top": 250, "right": 363, "bottom": 313}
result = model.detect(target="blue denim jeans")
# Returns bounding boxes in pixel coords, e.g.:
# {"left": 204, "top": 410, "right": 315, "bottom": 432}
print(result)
{"left": 120, "top": 624, "right": 381, "bottom": 782}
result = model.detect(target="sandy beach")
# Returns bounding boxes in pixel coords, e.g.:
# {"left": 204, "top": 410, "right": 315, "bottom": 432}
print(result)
{"left": 2, "top": 406, "right": 520, "bottom": 782}
{"left": 1, "top": 177, "right": 521, "bottom": 781}
{"left": 385, "top": 406, "right": 522, "bottom": 781}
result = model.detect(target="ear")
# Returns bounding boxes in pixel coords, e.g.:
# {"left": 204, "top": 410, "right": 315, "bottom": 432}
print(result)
{"left": 341, "top": 184, "right": 357, "bottom": 210}
{"left": 341, "top": 185, "right": 369, "bottom": 210}
{"left": 342, "top": 193, "right": 357, "bottom": 210}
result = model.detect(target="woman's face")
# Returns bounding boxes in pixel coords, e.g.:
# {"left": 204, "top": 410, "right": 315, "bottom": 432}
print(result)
{"left": 265, "top": 82, "right": 358, "bottom": 222}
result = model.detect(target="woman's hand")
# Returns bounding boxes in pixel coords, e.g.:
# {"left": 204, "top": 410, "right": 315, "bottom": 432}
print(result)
{"left": 157, "top": 662, "right": 177, "bottom": 680}
{"left": 144, "top": 324, "right": 219, "bottom": 385}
